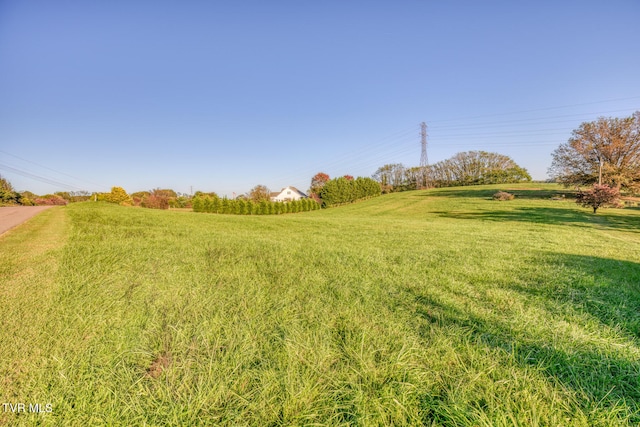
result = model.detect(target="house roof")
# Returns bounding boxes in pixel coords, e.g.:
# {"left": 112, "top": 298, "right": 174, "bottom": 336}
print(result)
{"left": 271, "top": 186, "right": 307, "bottom": 198}
{"left": 284, "top": 186, "right": 307, "bottom": 196}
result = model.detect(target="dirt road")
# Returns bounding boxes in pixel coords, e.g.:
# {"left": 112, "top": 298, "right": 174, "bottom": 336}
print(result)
{"left": 0, "top": 206, "right": 56, "bottom": 236}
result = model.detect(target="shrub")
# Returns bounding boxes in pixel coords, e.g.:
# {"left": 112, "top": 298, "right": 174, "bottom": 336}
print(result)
{"left": 236, "top": 199, "right": 247, "bottom": 215}
{"left": 0, "top": 175, "right": 21, "bottom": 205}
{"left": 308, "top": 193, "right": 322, "bottom": 205}
{"left": 98, "top": 187, "right": 132, "bottom": 205}
{"left": 193, "top": 195, "right": 220, "bottom": 213}
{"left": 320, "top": 176, "right": 381, "bottom": 207}
{"left": 170, "top": 195, "right": 192, "bottom": 209}
{"left": 131, "top": 191, "right": 150, "bottom": 207}
{"left": 191, "top": 194, "right": 319, "bottom": 215}
{"left": 211, "top": 197, "right": 221, "bottom": 213}
{"left": 220, "top": 198, "right": 230, "bottom": 214}
{"left": 20, "top": 197, "right": 35, "bottom": 206}
{"left": 575, "top": 184, "right": 621, "bottom": 214}
{"left": 493, "top": 191, "right": 514, "bottom": 201}
{"left": 203, "top": 197, "right": 213, "bottom": 213}
{"left": 142, "top": 194, "right": 169, "bottom": 210}
{"left": 34, "top": 194, "right": 68, "bottom": 206}
{"left": 192, "top": 197, "right": 204, "bottom": 212}
{"left": 258, "top": 200, "right": 268, "bottom": 215}
{"left": 19, "top": 191, "right": 38, "bottom": 206}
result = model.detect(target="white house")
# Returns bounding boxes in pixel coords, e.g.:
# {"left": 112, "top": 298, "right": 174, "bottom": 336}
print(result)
{"left": 270, "top": 186, "right": 307, "bottom": 202}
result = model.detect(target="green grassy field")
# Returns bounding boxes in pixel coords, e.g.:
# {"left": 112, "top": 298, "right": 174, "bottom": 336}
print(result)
{"left": 1, "top": 184, "right": 639, "bottom": 426}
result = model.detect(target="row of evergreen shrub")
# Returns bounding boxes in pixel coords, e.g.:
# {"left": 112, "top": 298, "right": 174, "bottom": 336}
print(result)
{"left": 318, "top": 176, "right": 381, "bottom": 207}
{"left": 192, "top": 196, "right": 320, "bottom": 215}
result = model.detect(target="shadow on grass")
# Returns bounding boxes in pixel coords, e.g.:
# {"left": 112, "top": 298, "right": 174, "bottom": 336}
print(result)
{"left": 435, "top": 206, "right": 640, "bottom": 233}
{"left": 422, "top": 187, "right": 576, "bottom": 200}
{"left": 511, "top": 253, "right": 640, "bottom": 340}
{"left": 404, "top": 253, "right": 640, "bottom": 422}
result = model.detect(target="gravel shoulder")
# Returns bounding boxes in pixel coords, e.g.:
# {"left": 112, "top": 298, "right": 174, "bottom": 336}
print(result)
{"left": 0, "top": 206, "right": 56, "bottom": 236}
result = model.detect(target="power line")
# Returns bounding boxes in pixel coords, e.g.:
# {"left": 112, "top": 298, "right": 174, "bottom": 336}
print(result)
{"left": 428, "top": 97, "right": 640, "bottom": 124}
{"left": 268, "top": 125, "right": 420, "bottom": 184}
{"left": 267, "top": 100, "right": 637, "bottom": 189}
{"left": 331, "top": 106, "right": 638, "bottom": 172}
{"left": 0, "top": 163, "right": 87, "bottom": 191}
{"left": 433, "top": 128, "right": 573, "bottom": 139}
{"left": 0, "top": 149, "right": 108, "bottom": 190}
{"left": 429, "top": 109, "right": 638, "bottom": 131}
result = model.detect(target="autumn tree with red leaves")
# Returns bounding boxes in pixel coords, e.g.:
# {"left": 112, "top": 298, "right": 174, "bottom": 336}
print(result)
{"left": 309, "top": 172, "right": 330, "bottom": 195}
{"left": 575, "top": 184, "right": 621, "bottom": 214}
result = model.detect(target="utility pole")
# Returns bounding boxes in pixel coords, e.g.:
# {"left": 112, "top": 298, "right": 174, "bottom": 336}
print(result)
{"left": 598, "top": 158, "right": 603, "bottom": 185}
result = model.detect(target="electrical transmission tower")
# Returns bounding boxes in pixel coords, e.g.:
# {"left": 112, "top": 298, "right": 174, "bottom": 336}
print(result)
{"left": 420, "top": 122, "right": 428, "bottom": 167}
{"left": 419, "top": 122, "right": 429, "bottom": 188}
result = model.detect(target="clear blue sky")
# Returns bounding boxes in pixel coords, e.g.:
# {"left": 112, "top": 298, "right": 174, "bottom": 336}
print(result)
{"left": 1, "top": 0, "right": 639, "bottom": 197}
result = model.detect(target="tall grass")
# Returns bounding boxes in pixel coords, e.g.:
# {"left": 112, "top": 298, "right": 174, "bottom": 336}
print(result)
{"left": 1, "top": 183, "right": 639, "bottom": 426}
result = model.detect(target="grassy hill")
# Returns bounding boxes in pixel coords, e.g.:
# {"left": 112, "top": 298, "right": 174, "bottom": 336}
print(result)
{"left": 1, "top": 184, "right": 639, "bottom": 426}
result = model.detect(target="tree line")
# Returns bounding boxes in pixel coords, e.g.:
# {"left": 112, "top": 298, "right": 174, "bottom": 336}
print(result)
{"left": 8, "top": 111, "right": 635, "bottom": 213}
{"left": 311, "top": 175, "right": 381, "bottom": 207}
{"left": 428, "top": 151, "right": 532, "bottom": 187}
{"left": 372, "top": 151, "right": 532, "bottom": 193}
{"left": 0, "top": 177, "right": 93, "bottom": 206}
{"left": 192, "top": 194, "right": 320, "bottom": 215}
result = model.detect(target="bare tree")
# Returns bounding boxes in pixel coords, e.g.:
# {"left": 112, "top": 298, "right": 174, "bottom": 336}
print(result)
{"left": 372, "top": 164, "right": 405, "bottom": 190}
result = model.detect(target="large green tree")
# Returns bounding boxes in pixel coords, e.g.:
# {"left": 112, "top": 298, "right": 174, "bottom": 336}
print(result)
{"left": 549, "top": 111, "right": 640, "bottom": 192}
